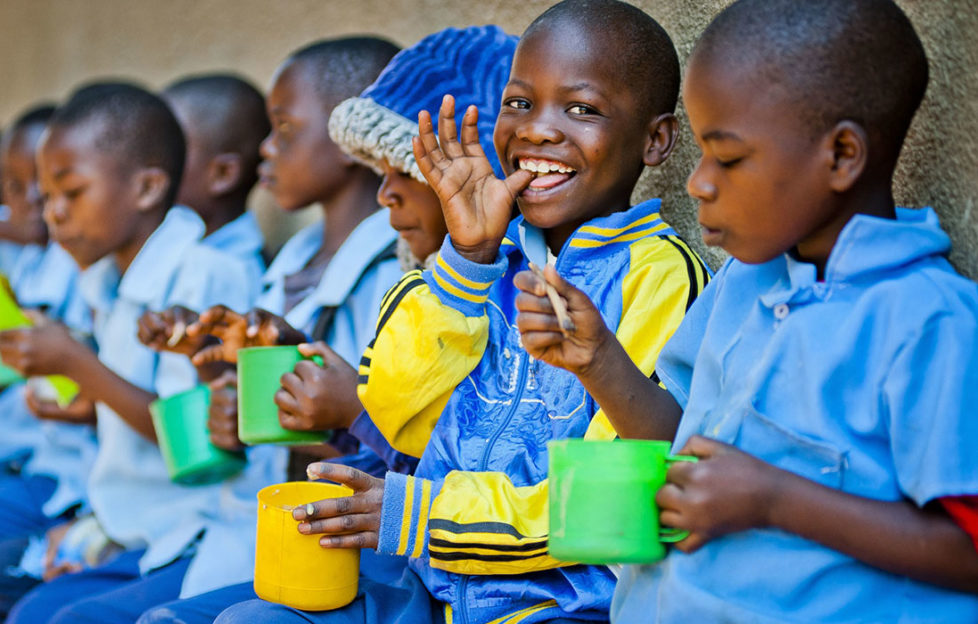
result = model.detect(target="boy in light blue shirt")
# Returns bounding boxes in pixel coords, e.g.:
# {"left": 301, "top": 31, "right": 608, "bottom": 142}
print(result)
{"left": 515, "top": 0, "right": 978, "bottom": 621}
{"left": 1, "top": 82, "right": 254, "bottom": 624}
{"left": 161, "top": 74, "right": 269, "bottom": 292}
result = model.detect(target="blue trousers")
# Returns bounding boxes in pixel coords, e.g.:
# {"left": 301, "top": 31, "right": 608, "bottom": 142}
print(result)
{"left": 6, "top": 548, "right": 191, "bottom": 624}
{"left": 137, "top": 548, "right": 409, "bottom": 624}
{"left": 0, "top": 473, "right": 59, "bottom": 539}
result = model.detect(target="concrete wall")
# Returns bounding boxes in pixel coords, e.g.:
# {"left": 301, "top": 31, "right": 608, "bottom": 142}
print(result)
{"left": 1, "top": 0, "right": 975, "bottom": 275}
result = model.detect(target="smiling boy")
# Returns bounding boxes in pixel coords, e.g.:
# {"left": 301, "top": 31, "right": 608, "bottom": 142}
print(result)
{"left": 217, "top": 2, "right": 707, "bottom": 623}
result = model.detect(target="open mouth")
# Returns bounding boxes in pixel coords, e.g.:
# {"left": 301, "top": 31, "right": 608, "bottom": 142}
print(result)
{"left": 517, "top": 158, "right": 576, "bottom": 192}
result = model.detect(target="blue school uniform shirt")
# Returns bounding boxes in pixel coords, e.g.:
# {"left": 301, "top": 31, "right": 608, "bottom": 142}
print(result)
{"left": 177, "top": 207, "right": 402, "bottom": 598}
{"left": 80, "top": 206, "right": 252, "bottom": 576}
{"left": 0, "top": 242, "right": 96, "bottom": 511}
{"left": 201, "top": 210, "right": 265, "bottom": 300}
{"left": 612, "top": 208, "right": 978, "bottom": 623}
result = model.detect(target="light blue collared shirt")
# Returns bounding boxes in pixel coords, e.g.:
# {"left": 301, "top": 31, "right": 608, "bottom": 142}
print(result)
{"left": 201, "top": 210, "right": 265, "bottom": 301}
{"left": 80, "top": 206, "right": 252, "bottom": 575}
{"left": 177, "top": 208, "right": 402, "bottom": 598}
{"left": 612, "top": 208, "right": 978, "bottom": 623}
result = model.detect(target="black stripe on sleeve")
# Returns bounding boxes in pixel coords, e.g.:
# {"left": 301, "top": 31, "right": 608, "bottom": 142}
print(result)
{"left": 375, "top": 276, "right": 426, "bottom": 335}
{"left": 661, "top": 236, "right": 701, "bottom": 311}
{"left": 428, "top": 551, "right": 550, "bottom": 563}
{"left": 427, "top": 519, "right": 542, "bottom": 541}
{"left": 428, "top": 537, "right": 548, "bottom": 553}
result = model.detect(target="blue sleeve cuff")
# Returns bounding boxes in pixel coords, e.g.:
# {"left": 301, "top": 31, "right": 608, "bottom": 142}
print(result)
{"left": 422, "top": 235, "right": 507, "bottom": 317}
{"left": 377, "top": 472, "right": 439, "bottom": 559}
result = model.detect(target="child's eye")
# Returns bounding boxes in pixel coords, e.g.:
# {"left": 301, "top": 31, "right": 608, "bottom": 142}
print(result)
{"left": 276, "top": 120, "right": 293, "bottom": 135}
{"left": 504, "top": 98, "right": 530, "bottom": 110}
{"left": 63, "top": 187, "right": 84, "bottom": 200}
{"left": 716, "top": 157, "right": 743, "bottom": 169}
{"left": 567, "top": 104, "right": 598, "bottom": 115}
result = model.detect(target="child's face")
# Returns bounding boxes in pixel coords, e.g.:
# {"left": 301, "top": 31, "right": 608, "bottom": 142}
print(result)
{"left": 684, "top": 55, "right": 837, "bottom": 265}
{"left": 493, "top": 24, "right": 652, "bottom": 241}
{"left": 37, "top": 121, "right": 145, "bottom": 268}
{"left": 0, "top": 123, "right": 46, "bottom": 230}
{"left": 377, "top": 159, "right": 446, "bottom": 261}
{"left": 259, "top": 60, "right": 349, "bottom": 211}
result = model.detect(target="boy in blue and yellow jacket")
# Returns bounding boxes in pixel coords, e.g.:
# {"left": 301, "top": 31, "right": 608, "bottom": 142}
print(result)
{"left": 237, "top": 2, "right": 710, "bottom": 623}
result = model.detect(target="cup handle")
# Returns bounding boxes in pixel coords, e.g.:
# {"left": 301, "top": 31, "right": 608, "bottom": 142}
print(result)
{"left": 658, "top": 454, "right": 698, "bottom": 543}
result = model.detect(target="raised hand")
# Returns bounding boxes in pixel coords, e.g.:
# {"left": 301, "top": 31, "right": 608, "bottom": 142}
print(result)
{"left": 513, "top": 265, "right": 614, "bottom": 375}
{"left": 293, "top": 462, "right": 385, "bottom": 550}
{"left": 275, "top": 342, "right": 361, "bottom": 432}
{"left": 137, "top": 305, "right": 205, "bottom": 357}
{"left": 413, "top": 94, "right": 533, "bottom": 264}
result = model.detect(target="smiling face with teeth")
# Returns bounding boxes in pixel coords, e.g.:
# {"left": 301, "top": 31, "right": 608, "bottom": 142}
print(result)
{"left": 494, "top": 19, "right": 670, "bottom": 252}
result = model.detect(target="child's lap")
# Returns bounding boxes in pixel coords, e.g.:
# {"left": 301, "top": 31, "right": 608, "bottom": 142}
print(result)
{"left": 6, "top": 548, "right": 191, "bottom": 624}
{"left": 0, "top": 473, "right": 59, "bottom": 537}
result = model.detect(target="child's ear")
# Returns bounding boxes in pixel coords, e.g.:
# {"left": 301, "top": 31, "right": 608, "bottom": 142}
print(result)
{"left": 133, "top": 167, "right": 171, "bottom": 213}
{"left": 643, "top": 113, "right": 680, "bottom": 167}
{"left": 826, "top": 120, "right": 867, "bottom": 193}
{"left": 206, "top": 153, "right": 244, "bottom": 197}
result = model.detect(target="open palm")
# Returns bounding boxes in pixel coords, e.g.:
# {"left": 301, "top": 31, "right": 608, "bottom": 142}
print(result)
{"left": 413, "top": 95, "right": 532, "bottom": 264}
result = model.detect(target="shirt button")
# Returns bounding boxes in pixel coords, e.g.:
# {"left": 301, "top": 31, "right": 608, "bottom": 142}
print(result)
{"left": 774, "top": 303, "right": 790, "bottom": 320}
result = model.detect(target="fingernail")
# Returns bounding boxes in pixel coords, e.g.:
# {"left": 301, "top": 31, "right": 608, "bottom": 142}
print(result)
{"left": 297, "top": 523, "right": 310, "bottom": 534}
{"left": 305, "top": 503, "right": 315, "bottom": 517}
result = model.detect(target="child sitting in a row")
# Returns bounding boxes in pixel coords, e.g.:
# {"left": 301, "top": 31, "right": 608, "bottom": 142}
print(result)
{"left": 3, "top": 83, "right": 255, "bottom": 624}
{"left": 514, "top": 0, "right": 978, "bottom": 621}
{"left": 216, "top": 1, "right": 707, "bottom": 622}
{"left": 161, "top": 73, "right": 269, "bottom": 291}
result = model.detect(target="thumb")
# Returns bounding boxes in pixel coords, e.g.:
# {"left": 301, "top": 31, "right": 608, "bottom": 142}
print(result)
{"left": 542, "top": 264, "right": 592, "bottom": 310}
{"left": 503, "top": 168, "right": 534, "bottom": 200}
{"left": 677, "top": 434, "right": 727, "bottom": 459}
{"left": 208, "top": 369, "right": 238, "bottom": 391}
{"left": 297, "top": 341, "right": 339, "bottom": 363}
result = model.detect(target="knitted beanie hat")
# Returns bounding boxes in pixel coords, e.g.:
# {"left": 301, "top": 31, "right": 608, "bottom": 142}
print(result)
{"left": 328, "top": 25, "right": 517, "bottom": 183}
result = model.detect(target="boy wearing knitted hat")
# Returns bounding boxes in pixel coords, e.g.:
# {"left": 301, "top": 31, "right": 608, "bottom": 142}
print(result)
{"left": 215, "top": 2, "right": 707, "bottom": 622}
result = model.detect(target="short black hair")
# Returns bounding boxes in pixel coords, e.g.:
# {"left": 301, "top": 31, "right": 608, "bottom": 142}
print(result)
{"left": 51, "top": 81, "right": 186, "bottom": 208}
{"left": 286, "top": 36, "right": 401, "bottom": 108}
{"left": 693, "top": 0, "right": 928, "bottom": 165}
{"left": 163, "top": 73, "right": 270, "bottom": 197}
{"left": 0, "top": 103, "right": 57, "bottom": 154}
{"left": 524, "top": 0, "right": 681, "bottom": 117}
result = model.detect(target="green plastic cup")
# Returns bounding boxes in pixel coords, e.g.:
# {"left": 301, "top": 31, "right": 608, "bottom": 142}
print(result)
{"left": 548, "top": 438, "right": 696, "bottom": 564}
{"left": 149, "top": 385, "right": 246, "bottom": 485}
{"left": 237, "top": 346, "right": 328, "bottom": 445}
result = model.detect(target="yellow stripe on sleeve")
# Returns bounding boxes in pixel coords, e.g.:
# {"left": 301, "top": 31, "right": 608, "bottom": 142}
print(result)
{"left": 396, "top": 476, "right": 415, "bottom": 556}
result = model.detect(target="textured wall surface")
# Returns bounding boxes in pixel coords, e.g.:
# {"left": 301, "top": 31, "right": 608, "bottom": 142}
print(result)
{"left": 1, "top": 0, "right": 975, "bottom": 275}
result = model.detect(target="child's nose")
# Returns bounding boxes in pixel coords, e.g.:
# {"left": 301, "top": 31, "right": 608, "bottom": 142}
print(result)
{"left": 686, "top": 160, "right": 717, "bottom": 202}
{"left": 259, "top": 133, "right": 276, "bottom": 160}
{"left": 515, "top": 110, "right": 563, "bottom": 144}
{"left": 43, "top": 195, "right": 67, "bottom": 225}
{"left": 376, "top": 177, "right": 397, "bottom": 210}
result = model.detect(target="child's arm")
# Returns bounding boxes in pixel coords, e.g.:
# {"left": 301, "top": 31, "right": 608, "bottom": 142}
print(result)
{"left": 0, "top": 324, "right": 158, "bottom": 441}
{"left": 514, "top": 264, "right": 684, "bottom": 440}
{"left": 660, "top": 435, "right": 978, "bottom": 593}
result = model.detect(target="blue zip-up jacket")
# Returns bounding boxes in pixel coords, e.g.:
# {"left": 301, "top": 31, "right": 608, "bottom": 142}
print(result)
{"left": 358, "top": 200, "right": 709, "bottom": 624}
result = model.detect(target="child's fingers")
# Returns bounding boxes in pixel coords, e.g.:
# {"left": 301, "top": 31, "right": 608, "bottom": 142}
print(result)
{"left": 458, "top": 105, "right": 486, "bottom": 158}
{"left": 298, "top": 514, "right": 376, "bottom": 537}
{"left": 415, "top": 112, "right": 447, "bottom": 168}
{"left": 519, "top": 330, "right": 567, "bottom": 354}
{"left": 318, "top": 532, "right": 377, "bottom": 550}
{"left": 515, "top": 289, "right": 555, "bottom": 314}
{"left": 413, "top": 136, "right": 444, "bottom": 188}
{"left": 664, "top": 458, "right": 697, "bottom": 487}
{"left": 191, "top": 343, "right": 229, "bottom": 366}
{"left": 503, "top": 168, "right": 535, "bottom": 200}
{"left": 305, "top": 462, "right": 375, "bottom": 492}
{"left": 207, "top": 369, "right": 237, "bottom": 391}
{"left": 297, "top": 341, "right": 334, "bottom": 360}
{"left": 516, "top": 311, "right": 563, "bottom": 335}
{"left": 513, "top": 270, "right": 548, "bottom": 298}
{"left": 677, "top": 434, "right": 726, "bottom": 459}
{"left": 436, "top": 94, "right": 465, "bottom": 159}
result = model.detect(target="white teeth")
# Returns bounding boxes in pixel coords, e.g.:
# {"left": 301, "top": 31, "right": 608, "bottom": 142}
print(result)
{"left": 518, "top": 158, "right": 575, "bottom": 175}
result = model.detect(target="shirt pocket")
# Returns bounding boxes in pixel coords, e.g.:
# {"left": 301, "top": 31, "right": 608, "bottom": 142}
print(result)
{"left": 737, "top": 404, "right": 847, "bottom": 489}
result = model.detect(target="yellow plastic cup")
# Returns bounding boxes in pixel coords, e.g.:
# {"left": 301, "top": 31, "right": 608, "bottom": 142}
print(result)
{"left": 254, "top": 481, "right": 360, "bottom": 611}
